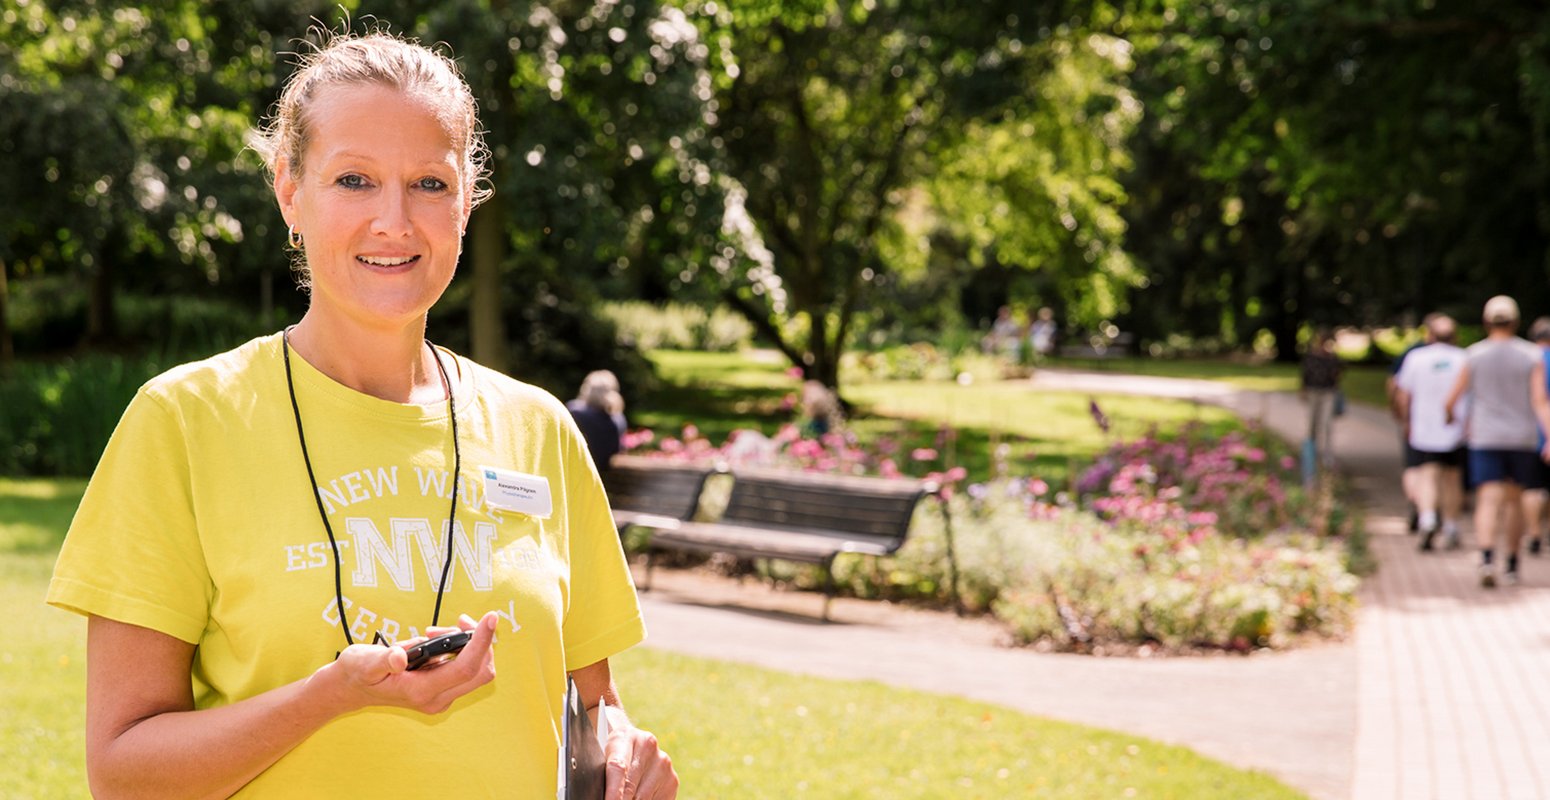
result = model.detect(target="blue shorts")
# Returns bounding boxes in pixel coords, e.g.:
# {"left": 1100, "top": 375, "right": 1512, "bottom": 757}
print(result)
{"left": 1467, "top": 449, "right": 1547, "bottom": 490}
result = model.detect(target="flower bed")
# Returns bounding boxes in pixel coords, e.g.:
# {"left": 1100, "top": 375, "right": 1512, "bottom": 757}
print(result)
{"left": 621, "top": 421, "right": 1360, "bottom": 653}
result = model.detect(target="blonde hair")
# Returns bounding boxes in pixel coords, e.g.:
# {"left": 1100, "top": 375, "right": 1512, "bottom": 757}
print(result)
{"left": 250, "top": 29, "right": 492, "bottom": 209}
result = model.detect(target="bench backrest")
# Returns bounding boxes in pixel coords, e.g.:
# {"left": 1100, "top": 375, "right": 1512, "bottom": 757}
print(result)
{"left": 719, "top": 468, "right": 930, "bottom": 554}
{"left": 601, "top": 456, "right": 714, "bottom": 520}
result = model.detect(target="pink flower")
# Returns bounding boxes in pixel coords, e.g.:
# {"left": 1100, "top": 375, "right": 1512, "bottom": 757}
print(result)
{"left": 682, "top": 424, "right": 700, "bottom": 441}
{"left": 879, "top": 458, "right": 901, "bottom": 478}
{"left": 945, "top": 466, "right": 968, "bottom": 483}
{"left": 911, "top": 448, "right": 939, "bottom": 462}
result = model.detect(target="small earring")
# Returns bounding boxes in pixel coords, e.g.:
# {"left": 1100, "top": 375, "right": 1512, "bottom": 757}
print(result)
{"left": 288, "top": 224, "right": 303, "bottom": 250}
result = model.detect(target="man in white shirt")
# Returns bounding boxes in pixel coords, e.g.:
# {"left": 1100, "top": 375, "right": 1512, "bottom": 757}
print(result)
{"left": 1395, "top": 314, "right": 1467, "bottom": 551}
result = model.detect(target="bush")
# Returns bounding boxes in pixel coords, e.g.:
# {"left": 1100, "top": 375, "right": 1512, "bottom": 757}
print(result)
{"left": 841, "top": 342, "right": 1009, "bottom": 383}
{"left": 881, "top": 484, "right": 1358, "bottom": 651}
{"left": 600, "top": 301, "right": 753, "bottom": 352}
{"left": 0, "top": 354, "right": 165, "bottom": 476}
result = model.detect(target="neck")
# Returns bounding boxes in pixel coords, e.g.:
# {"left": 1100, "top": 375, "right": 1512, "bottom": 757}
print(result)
{"left": 287, "top": 313, "right": 446, "bottom": 404}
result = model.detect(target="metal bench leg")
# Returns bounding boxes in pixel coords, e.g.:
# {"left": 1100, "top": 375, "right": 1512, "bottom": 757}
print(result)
{"left": 820, "top": 559, "right": 836, "bottom": 623}
{"left": 643, "top": 550, "right": 656, "bottom": 592}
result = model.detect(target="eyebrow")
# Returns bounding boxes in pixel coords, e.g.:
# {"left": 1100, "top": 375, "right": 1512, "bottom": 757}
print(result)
{"left": 319, "top": 151, "right": 459, "bottom": 170}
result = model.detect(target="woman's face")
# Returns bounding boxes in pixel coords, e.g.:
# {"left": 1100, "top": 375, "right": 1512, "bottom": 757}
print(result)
{"left": 276, "top": 83, "right": 471, "bottom": 332}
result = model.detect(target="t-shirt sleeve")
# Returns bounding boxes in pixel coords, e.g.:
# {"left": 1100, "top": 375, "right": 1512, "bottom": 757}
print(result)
{"left": 559, "top": 420, "right": 644, "bottom": 671}
{"left": 47, "top": 387, "right": 212, "bottom": 644}
{"left": 1395, "top": 357, "right": 1416, "bottom": 393}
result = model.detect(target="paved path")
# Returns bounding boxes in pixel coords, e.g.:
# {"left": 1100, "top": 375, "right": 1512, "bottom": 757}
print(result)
{"left": 637, "top": 368, "right": 1550, "bottom": 800}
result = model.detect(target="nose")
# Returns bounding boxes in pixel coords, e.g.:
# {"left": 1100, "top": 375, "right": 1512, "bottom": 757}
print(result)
{"left": 370, "top": 186, "right": 413, "bottom": 238}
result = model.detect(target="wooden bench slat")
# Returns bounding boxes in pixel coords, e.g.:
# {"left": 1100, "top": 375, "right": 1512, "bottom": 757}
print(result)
{"left": 602, "top": 457, "right": 937, "bottom": 621}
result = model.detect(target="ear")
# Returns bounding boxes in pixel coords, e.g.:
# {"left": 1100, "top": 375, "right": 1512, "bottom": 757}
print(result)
{"left": 275, "top": 156, "right": 300, "bottom": 223}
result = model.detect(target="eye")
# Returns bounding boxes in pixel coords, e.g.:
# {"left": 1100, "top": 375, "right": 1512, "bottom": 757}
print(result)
{"left": 336, "top": 173, "right": 369, "bottom": 190}
{"left": 415, "top": 177, "right": 449, "bottom": 192}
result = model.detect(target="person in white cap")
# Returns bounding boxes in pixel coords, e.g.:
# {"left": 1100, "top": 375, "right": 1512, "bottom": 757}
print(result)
{"left": 1446, "top": 295, "right": 1550, "bottom": 587}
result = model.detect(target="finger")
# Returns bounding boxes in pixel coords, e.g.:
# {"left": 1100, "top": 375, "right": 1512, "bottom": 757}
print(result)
{"left": 621, "top": 733, "right": 661, "bottom": 798}
{"left": 604, "top": 737, "right": 632, "bottom": 799}
{"left": 631, "top": 749, "right": 676, "bottom": 799}
{"left": 422, "top": 612, "right": 499, "bottom": 695}
{"left": 335, "top": 642, "right": 402, "bottom": 687}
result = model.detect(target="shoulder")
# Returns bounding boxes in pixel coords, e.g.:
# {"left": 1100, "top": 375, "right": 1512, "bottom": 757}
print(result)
{"left": 454, "top": 355, "right": 571, "bottom": 422}
{"left": 138, "top": 334, "right": 280, "bottom": 411}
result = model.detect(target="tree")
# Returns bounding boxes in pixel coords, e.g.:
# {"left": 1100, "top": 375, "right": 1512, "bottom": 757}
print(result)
{"left": 699, "top": 0, "right": 1103, "bottom": 389}
{"left": 1119, "top": 0, "right": 1550, "bottom": 358}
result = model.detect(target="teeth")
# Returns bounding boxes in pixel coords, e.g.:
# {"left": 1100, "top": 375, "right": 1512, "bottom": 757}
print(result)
{"left": 359, "top": 255, "right": 416, "bottom": 266}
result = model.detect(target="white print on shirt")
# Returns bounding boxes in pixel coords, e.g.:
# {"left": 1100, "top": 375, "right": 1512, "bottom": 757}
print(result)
{"left": 413, "top": 467, "right": 494, "bottom": 516}
{"left": 285, "top": 540, "right": 350, "bottom": 571}
{"left": 312, "top": 466, "right": 499, "bottom": 517}
{"left": 284, "top": 526, "right": 551, "bottom": 587}
{"left": 347, "top": 518, "right": 497, "bottom": 591}
{"left": 317, "top": 467, "right": 400, "bottom": 514}
{"left": 323, "top": 595, "right": 523, "bottom": 643}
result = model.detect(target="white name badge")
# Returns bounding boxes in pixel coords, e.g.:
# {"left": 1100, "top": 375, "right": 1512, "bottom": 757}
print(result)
{"left": 480, "top": 466, "right": 553, "bottom": 518}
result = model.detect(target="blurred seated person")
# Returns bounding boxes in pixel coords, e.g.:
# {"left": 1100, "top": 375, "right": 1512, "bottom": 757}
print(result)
{"left": 567, "top": 370, "right": 627, "bottom": 467}
{"left": 801, "top": 379, "right": 844, "bottom": 437}
{"left": 982, "top": 305, "right": 1021, "bottom": 355}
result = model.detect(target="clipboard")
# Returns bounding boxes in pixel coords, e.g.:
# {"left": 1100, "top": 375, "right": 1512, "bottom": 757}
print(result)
{"left": 557, "top": 677, "right": 608, "bottom": 800}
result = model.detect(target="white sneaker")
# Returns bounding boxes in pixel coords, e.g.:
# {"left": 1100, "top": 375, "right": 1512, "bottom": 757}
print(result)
{"left": 1505, "top": 569, "right": 1522, "bottom": 587}
{"left": 1443, "top": 528, "right": 1461, "bottom": 550}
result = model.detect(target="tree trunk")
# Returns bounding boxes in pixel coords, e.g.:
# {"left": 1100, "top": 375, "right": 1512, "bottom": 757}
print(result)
{"left": 85, "top": 253, "right": 116, "bottom": 347}
{"left": 468, "top": 196, "right": 510, "bottom": 375}
{"left": 0, "top": 257, "right": 12, "bottom": 371}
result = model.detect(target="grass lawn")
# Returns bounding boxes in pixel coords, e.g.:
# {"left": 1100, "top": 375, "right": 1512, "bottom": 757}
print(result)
{"left": 1055, "top": 355, "right": 1392, "bottom": 409}
{"left": 636, "top": 350, "right": 1255, "bottom": 487}
{"left": 2, "top": 477, "right": 1306, "bottom": 799}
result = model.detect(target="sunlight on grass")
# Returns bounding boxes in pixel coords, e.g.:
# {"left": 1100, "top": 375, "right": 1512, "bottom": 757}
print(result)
{"left": 613, "top": 647, "right": 1307, "bottom": 799}
{"left": 633, "top": 350, "right": 1253, "bottom": 486}
{"left": 1, "top": 553, "right": 89, "bottom": 798}
{"left": 0, "top": 478, "right": 85, "bottom": 553}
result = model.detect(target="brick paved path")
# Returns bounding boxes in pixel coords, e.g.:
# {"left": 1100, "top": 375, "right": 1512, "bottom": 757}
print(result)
{"left": 638, "top": 369, "right": 1550, "bottom": 800}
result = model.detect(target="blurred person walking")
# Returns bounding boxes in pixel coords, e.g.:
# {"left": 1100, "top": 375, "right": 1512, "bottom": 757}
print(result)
{"left": 1393, "top": 314, "right": 1467, "bottom": 551}
{"left": 1300, "top": 329, "right": 1345, "bottom": 472}
{"left": 1387, "top": 314, "right": 1440, "bottom": 534}
{"left": 1446, "top": 296, "right": 1550, "bottom": 587}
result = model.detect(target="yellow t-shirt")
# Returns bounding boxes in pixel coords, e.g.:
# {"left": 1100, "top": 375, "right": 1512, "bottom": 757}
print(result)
{"left": 48, "top": 333, "right": 645, "bottom": 797}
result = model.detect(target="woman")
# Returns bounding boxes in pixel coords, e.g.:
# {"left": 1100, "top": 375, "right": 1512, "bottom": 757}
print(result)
{"left": 48, "top": 31, "right": 677, "bottom": 799}
{"left": 566, "top": 370, "right": 627, "bottom": 468}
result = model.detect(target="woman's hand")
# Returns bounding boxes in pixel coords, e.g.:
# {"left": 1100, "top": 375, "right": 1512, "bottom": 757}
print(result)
{"left": 325, "top": 611, "right": 499, "bottom": 715}
{"left": 603, "top": 711, "right": 678, "bottom": 799}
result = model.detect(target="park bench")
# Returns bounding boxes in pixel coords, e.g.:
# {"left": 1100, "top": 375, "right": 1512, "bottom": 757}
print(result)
{"left": 610, "top": 462, "right": 939, "bottom": 621}
{"left": 600, "top": 455, "right": 719, "bottom": 533}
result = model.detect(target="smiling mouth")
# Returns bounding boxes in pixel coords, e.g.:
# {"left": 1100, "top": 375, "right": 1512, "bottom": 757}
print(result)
{"left": 357, "top": 255, "right": 419, "bottom": 267}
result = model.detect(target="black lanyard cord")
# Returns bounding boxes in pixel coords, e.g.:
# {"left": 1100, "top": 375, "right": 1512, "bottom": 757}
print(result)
{"left": 428, "top": 344, "right": 460, "bottom": 629}
{"left": 282, "top": 328, "right": 460, "bottom": 651}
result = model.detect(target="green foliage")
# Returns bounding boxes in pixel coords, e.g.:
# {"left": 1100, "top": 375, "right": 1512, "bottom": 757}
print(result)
{"left": 600, "top": 300, "right": 754, "bottom": 352}
{"left": 0, "top": 355, "right": 166, "bottom": 477}
{"left": 697, "top": 0, "right": 1113, "bottom": 388}
{"left": 1117, "top": 0, "right": 1550, "bottom": 357}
